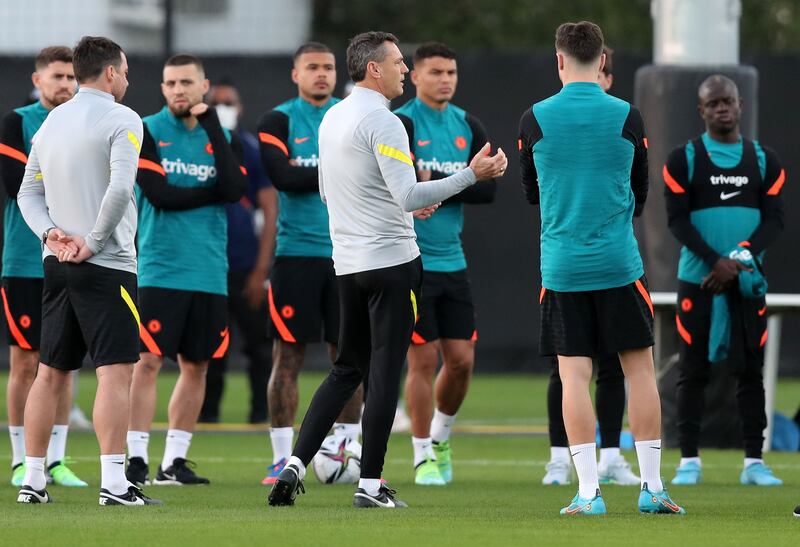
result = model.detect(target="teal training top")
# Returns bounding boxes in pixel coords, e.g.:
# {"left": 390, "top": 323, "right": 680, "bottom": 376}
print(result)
{"left": 137, "top": 107, "right": 232, "bottom": 295}
{"left": 394, "top": 98, "right": 473, "bottom": 272}
{"left": 520, "top": 83, "right": 648, "bottom": 292}
{"left": 679, "top": 133, "right": 766, "bottom": 283}
{"left": 271, "top": 97, "right": 339, "bottom": 257}
{"left": 2, "top": 102, "right": 49, "bottom": 278}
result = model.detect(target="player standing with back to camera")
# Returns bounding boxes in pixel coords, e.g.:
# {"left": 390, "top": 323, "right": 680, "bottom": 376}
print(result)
{"left": 394, "top": 41, "right": 497, "bottom": 486}
{"left": 16, "top": 36, "right": 160, "bottom": 506}
{"left": 268, "top": 31, "right": 506, "bottom": 509}
{"left": 519, "top": 21, "right": 684, "bottom": 516}
{"left": 0, "top": 45, "right": 88, "bottom": 489}
{"left": 664, "top": 75, "right": 785, "bottom": 487}
{"left": 541, "top": 46, "right": 640, "bottom": 487}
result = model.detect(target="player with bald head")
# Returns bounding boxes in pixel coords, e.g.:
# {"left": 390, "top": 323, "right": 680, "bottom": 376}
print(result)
{"left": 664, "top": 74, "right": 786, "bottom": 487}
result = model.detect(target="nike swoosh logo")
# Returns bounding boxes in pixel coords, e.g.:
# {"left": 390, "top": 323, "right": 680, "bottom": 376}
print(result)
{"left": 565, "top": 505, "right": 582, "bottom": 514}
{"left": 720, "top": 191, "right": 741, "bottom": 200}
{"left": 294, "top": 137, "right": 310, "bottom": 144}
{"left": 354, "top": 493, "right": 395, "bottom": 508}
{"left": 651, "top": 446, "right": 661, "bottom": 450}
{"left": 417, "top": 140, "right": 431, "bottom": 146}
{"left": 661, "top": 499, "right": 681, "bottom": 512}
{"left": 758, "top": 306, "right": 767, "bottom": 316}
{"left": 158, "top": 141, "right": 172, "bottom": 147}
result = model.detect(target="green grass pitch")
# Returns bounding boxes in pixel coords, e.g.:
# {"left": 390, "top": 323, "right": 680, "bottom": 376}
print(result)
{"left": 0, "top": 371, "right": 798, "bottom": 546}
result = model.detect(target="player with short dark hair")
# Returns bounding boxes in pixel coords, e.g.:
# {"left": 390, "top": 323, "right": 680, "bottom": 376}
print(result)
{"left": 519, "top": 21, "right": 683, "bottom": 515}
{"left": 395, "top": 41, "right": 496, "bottom": 486}
{"left": 0, "top": 46, "right": 88, "bottom": 489}
{"left": 16, "top": 35, "right": 160, "bottom": 505}
{"left": 256, "top": 41, "right": 363, "bottom": 486}
{"left": 665, "top": 75, "right": 785, "bottom": 487}
{"left": 126, "top": 53, "right": 248, "bottom": 487}
{"left": 541, "top": 44, "right": 639, "bottom": 488}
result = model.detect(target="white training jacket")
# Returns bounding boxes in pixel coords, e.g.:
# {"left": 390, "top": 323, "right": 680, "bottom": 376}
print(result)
{"left": 17, "top": 87, "right": 143, "bottom": 274}
{"left": 318, "top": 86, "right": 476, "bottom": 276}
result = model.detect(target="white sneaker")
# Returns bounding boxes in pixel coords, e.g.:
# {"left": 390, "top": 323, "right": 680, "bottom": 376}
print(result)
{"left": 391, "top": 405, "right": 411, "bottom": 433}
{"left": 542, "top": 459, "right": 572, "bottom": 485}
{"left": 69, "top": 405, "right": 93, "bottom": 430}
{"left": 598, "top": 454, "right": 640, "bottom": 485}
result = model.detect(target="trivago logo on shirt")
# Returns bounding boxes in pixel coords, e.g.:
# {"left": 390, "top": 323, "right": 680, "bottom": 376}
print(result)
{"left": 161, "top": 157, "right": 217, "bottom": 182}
{"left": 292, "top": 154, "right": 319, "bottom": 168}
{"left": 710, "top": 174, "right": 749, "bottom": 187}
{"left": 416, "top": 158, "right": 468, "bottom": 175}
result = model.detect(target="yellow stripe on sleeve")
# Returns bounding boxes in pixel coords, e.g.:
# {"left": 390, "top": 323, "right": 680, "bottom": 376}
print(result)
{"left": 377, "top": 143, "right": 413, "bottom": 167}
{"left": 127, "top": 131, "right": 141, "bottom": 153}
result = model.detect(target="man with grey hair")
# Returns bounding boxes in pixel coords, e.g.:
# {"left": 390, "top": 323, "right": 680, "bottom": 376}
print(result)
{"left": 268, "top": 30, "right": 506, "bottom": 509}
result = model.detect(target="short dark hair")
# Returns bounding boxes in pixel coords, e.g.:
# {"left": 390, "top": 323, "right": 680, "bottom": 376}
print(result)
{"left": 413, "top": 42, "right": 456, "bottom": 66}
{"left": 35, "top": 46, "right": 73, "bottom": 71}
{"left": 293, "top": 42, "right": 332, "bottom": 63}
{"left": 346, "top": 31, "right": 399, "bottom": 82}
{"left": 555, "top": 21, "right": 604, "bottom": 64}
{"left": 601, "top": 46, "right": 614, "bottom": 76}
{"left": 165, "top": 53, "right": 205, "bottom": 75}
{"left": 72, "top": 36, "right": 123, "bottom": 83}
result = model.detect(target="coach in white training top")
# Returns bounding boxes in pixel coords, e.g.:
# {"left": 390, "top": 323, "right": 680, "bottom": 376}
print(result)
{"left": 267, "top": 30, "right": 506, "bottom": 510}
{"left": 16, "top": 36, "right": 161, "bottom": 507}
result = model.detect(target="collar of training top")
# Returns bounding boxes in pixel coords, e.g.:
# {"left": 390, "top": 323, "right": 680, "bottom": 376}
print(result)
{"left": 77, "top": 87, "right": 115, "bottom": 102}
{"left": 349, "top": 85, "right": 390, "bottom": 108}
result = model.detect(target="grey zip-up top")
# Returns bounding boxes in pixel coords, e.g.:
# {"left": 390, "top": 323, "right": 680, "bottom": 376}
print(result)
{"left": 318, "top": 86, "right": 477, "bottom": 275}
{"left": 17, "top": 87, "right": 143, "bottom": 274}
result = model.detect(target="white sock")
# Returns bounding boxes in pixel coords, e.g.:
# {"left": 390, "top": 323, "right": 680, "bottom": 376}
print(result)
{"left": 635, "top": 439, "right": 664, "bottom": 492}
{"left": 430, "top": 409, "right": 456, "bottom": 443}
{"left": 550, "top": 446, "right": 570, "bottom": 462}
{"left": 9, "top": 426, "right": 25, "bottom": 468}
{"left": 286, "top": 455, "right": 306, "bottom": 479}
{"left": 679, "top": 457, "right": 701, "bottom": 468}
{"left": 46, "top": 424, "right": 69, "bottom": 467}
{"left": 412, "top": 436, "right": 436, "bottom": 467}
{"left": 570, "top": 442, "right": 599, "bottom": 499}
{"left": 598, "top": 447, "right": 621, "bottom": 468}
{"left": 100, "top": 454, "right": 128, "bottom": 495}
{"left": 333, "top": 422, "right": 360, "bottom": 443}
{"left": 161, "top": 429, "right": 192, "bottom": 471}
{"left": 270, "top": 427, "right": 294, "bottom": 464}
{"left": 744, "top": 457, "right": 763, "bottom": 469}
{"left": 127, "top": 431, "right": 150, "bottom": 464}
{"left": 23, "top": 456, "right": 47, "bottom": 491}
{"left": 358, "top": 478, "right": 381, "bottom": 496}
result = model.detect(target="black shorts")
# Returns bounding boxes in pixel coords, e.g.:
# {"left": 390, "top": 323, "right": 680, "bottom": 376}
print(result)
{"left": 268, "top": 256, "right": 338, "bottom": 345}
{"left": 676, "top": 280, "right": 767, "bottom": 361}
{"left": 411, "top": 269, "right": 476, "bottom": 344}
{"left": 2, "top": 277, "right": 43, "bottom": 350}
{"left": 539, "top": 275, "right": 654, "bottom": 357}
{"left": 40, "top": 257, "right": 139, "bottom": 370}
{"left": 138, "top": 287, "right": 228, "bottom": 362}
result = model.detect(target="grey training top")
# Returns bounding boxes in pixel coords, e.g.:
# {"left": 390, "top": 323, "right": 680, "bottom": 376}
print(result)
{"left": 318, "top": 86, "right": 477, "bottom": 275}
{"left": 17, "top": 87, "right": 143, "bottom": 274}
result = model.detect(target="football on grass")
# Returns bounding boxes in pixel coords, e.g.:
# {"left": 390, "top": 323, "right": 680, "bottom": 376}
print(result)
{"left": 311, "top": 435, "right": 362, "bottom": 484}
